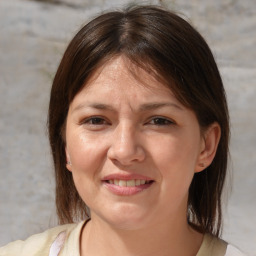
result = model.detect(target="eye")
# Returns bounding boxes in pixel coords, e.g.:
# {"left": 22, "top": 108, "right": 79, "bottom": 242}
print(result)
{"left": 82, "top": 117, "right": 109, "bottom": 125}
{"left": 148, "top": 117, "right": 174, "bottom": 126}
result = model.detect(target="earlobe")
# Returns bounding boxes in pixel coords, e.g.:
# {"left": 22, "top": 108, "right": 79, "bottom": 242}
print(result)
{"left": 65, "top": 147, "right": 72, "bottom": 172}
{"left": 195, "top": 122, "right": 221, "bottom": 173}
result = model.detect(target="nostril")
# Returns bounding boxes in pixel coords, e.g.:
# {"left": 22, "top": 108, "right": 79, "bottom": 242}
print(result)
{"left": 107, "top": 141, "right": 146, "bottom": 165}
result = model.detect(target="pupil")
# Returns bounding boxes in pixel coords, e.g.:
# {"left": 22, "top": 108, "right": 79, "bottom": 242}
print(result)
{"left": 155, "top": 118, "right": 165, "bottom": 124}
{"left": 92, "top": 118, "right": 102, "bottom": 124}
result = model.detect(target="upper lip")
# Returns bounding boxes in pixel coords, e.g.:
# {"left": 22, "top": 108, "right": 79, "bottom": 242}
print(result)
{"left": 102, "top": 173, "right": 153, "bottom": 181}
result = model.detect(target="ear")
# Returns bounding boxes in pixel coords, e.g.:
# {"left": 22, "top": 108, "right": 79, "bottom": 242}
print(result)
{"left": 195, "top": 122, "right": 221, "bottom": 173}
{"left": 65, "top": 147, "right": 72, "bottom": 172}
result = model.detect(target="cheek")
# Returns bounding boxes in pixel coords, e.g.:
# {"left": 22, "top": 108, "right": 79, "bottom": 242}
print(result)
{"left": 151, "top": 135, "right": 197, "bottom": 168}
{"left": 66, "top": 134, "right": 105, "bottom": 204}
{"left": 150, "top": 134, "right": 199, "bottom": 190}
{"left": 66, "top": 132, "right": 106, "bottom": 176}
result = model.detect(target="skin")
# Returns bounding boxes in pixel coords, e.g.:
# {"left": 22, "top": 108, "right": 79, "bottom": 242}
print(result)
{"left": 65, "top": 56, "right": 221, "bottom": 256}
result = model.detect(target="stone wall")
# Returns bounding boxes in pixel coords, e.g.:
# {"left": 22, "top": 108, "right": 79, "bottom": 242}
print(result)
{"left": 0, "top": 0, "right": 255, "bottom": 254}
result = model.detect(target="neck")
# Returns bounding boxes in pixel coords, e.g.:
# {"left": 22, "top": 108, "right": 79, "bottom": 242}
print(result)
{"left": 80, "top": 214, "right": 203, "bottom": 256}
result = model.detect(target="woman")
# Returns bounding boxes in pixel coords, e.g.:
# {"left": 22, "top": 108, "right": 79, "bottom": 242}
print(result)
{"left": 0, "top": 5, "right": 245, "bottom": 256}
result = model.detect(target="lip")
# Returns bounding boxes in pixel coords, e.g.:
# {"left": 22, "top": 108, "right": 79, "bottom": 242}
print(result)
{"left": 102, "top": 173, "right": 153, "bottom": 181}
{"left": 102, "top": 173, "right": 154, "bottom": 196}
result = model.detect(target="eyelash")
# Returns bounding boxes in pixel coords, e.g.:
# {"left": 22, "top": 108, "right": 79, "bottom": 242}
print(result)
{"left": 147, "top": 117, "right": 175, "bottom": 126}
{"left": 81, "top": 116, "right": 175, "bottom": 127}
{"left": 82, "top": 117, "right": 109, "bottom": 125}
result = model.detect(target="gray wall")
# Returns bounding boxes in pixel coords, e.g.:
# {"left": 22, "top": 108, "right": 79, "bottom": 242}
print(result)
{"left": 0, "top": 0, "right": 255, "bottom": 255}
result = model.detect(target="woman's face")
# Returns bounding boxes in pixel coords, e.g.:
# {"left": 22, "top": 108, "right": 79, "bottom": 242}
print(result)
{"left": 65, "top": 56, "right": 206, "bottom": 229}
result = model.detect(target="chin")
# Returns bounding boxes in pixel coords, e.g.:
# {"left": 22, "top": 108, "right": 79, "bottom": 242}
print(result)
{"left": 93, "top": 203, "right": 152, "bottom": 230}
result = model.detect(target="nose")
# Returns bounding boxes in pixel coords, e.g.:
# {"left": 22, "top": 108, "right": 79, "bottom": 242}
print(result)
{"left": 107, "top": 123, "right": 146, "bottom": 166}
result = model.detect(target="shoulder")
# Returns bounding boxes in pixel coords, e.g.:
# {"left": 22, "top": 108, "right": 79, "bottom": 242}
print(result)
{"left": 0, "top": 222, "right": 80, "bottom": 256}
{"left": 197, "top": 233, "right": 227, "bottom": 256}
{"left": 197, "top": 233, "right": 247, "bottom": 256}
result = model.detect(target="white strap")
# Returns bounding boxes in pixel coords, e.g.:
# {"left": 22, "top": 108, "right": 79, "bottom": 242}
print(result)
{"left": 49, "top": 231, "right": 66, "bottom": 256}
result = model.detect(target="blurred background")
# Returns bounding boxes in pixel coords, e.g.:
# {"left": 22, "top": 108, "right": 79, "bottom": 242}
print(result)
{"left": 0, "top": 0, "right": 255, "bottom": 255}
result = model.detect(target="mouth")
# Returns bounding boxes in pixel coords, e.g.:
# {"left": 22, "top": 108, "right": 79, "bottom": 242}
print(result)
{"left": 105, "top": 179, "right": 153, "bottom": 187}
{"left": 102, "top": 175, "right": 154, "bottom": 196}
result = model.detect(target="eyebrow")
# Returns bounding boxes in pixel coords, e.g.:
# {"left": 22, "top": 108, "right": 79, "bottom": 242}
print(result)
{"left": 139, "top": 102, "right": 184, "bottom": 111}
{"left": 72, "top": 102, "right": 184, "bottom": 113}
{"left": 73, "top": 103, "right": 115, "bottom": 112}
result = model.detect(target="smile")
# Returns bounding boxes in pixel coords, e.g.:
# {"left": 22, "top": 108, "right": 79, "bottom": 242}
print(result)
{"left": 103, "top": 176, "right": 154, "bottom": 196}
{"left": 106, "top": 179, "right": 152, "bottom": 187}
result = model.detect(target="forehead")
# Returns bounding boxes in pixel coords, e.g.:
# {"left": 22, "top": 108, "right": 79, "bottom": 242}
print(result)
{"left": 72, "top": 56, "right": 180, "bottom": 104}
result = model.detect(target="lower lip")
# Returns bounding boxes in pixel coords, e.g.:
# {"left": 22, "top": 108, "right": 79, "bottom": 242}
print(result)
{"left": 103, "top": 182, "right": 153, "bottom": 196}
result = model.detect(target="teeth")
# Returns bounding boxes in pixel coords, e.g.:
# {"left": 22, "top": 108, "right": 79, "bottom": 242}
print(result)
{"left": 126, "top": 180, "right": 135, "bottom": 187}
{"left": 140, "top": 180, "right": 146, "bottom": 185}
{"left": 119, "top": 180, "right": 127, "bottom": 187}
{"left": 135, "top": 179, "right": 141, "bottom": 186}
{"left": 108, "top": 179, "right": 150, "bottom": 187}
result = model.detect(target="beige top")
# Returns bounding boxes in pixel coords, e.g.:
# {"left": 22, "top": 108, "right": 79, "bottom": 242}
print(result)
{"left": 0, "top": 220, "right": 245, "bottom": 256}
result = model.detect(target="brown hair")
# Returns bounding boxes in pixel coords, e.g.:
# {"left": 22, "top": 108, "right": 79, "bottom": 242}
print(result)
{"left": 48, "top": 5, "right": 229, "bottom": 236}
